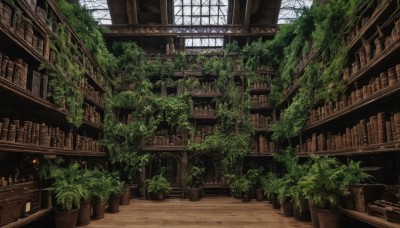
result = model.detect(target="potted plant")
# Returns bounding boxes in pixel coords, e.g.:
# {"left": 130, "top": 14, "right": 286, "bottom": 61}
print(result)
{"left": 237, "top": 176, "right": 251, "bottom": 202}
{"left": 298, "top": 156, "right": 372, "bottom": 228}
{"left": 108, "top": 172, "right": 124, "bottom": 213}
{"left": 277, "top": 175, "right": 294, "bottom": 217}
{"left": 146, "top": 172, "right": 171, "bottom": 201}
{"left": 50, "top": 163, "right": 87, "bottom": 228}
{"left": 246, "top": 167, "right": 264, "bottom": 201}
{"left": 76, "top": 168, "right": 92, "bottom": 227}
{"left": 87, "top": 169, "right": 112, "bottom": 220}
{"left": 278, "top": 160, "right": 310, "bottom": 218}
{"left": 39, "top": 159, "right": 62, "bottom": 209}
{"left": 262, "top": 172, "right": 282, "bottom": 209}
{"left": 291, "top": 184, "right": 311, "bottom": 221}
{"left": 186, "top": 165, "right": 205, "bottom": 201}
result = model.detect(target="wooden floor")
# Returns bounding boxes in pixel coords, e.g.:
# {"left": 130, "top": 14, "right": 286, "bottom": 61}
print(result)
{"left": 85, "top": 197, "right": 312, "bottom": 228}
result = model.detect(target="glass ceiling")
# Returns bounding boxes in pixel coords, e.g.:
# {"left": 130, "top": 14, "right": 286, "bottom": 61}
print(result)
{"left": 278, "top": 0, "right": 313, "bottom": 24}
{"left": 79, "top": 0, "right": 312, "bottom": 25}
{"left": 79, "top": 0, "right": 312, "bottom": 48}
{"left": 173, "top": 0, "right": 228, "bottom": 49}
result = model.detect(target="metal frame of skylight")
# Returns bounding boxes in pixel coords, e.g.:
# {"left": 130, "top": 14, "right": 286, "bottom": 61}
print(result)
{"left": 174, "top": 0, "right": 229, "bottom": 26}
{"left": 174, "top": 0, "right": 228, "bottom": 49}
{"left": 79, "top": 0, "right": 111, "bottom": 25}
{"left": 278, "top": 0, "right": 312, "bottom": 24}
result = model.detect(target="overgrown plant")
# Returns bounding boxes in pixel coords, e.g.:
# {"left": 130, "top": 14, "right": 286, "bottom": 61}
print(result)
{"left": 146, "top": 170, "right": 172, "bottom": 197}
{"left": 298, "top": 156, "right": 371, "bottom": 209}
{"left": 40, "top": 25, "right": 84, "bottom": 128}
{"left": 186, "top": 165, "right": 205, "bottom": 188}
{"left": 55, "top": 0, "right": 117, "bottom": 74}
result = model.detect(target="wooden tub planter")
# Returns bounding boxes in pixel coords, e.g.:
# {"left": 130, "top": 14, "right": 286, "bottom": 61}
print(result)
{"left": 242, "top": 192, "right": 251, "bottom": 203}
{"left": 119, "top": 187, "right": 131, "bottom": 205}
{"left": 55, "top": 208, "right": 80, "bottom": 228}
{"left": 76, "top": 199, "right": 91, "bottom": 227}
{"left": 281, "top": 200, "right": 294, "bottom": 217}
{"left": 294, "top": 204, "right": 311, "bottom": 221}
{"left": 313, "top": 207, "right": 342, "bottom": 228}
{"left": 108, "top": 195, "right": 120, "bottom": 213}
{"left": 92, "top": 197, "right": 105, "bottom": 220}
{"left": 189, "top": 188, "right": 201, "bottom": 202}
{"left": 269, "top": 194, "right": 280, "bottom": 209}
{"left": 255, "top": 188, "right": 264, "bottom": 202}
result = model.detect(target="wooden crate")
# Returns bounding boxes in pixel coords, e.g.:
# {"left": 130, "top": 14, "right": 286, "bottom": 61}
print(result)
{"left": 0, "top": 198, "right": 23, "bottom": 226}
{"left": 351, "top": 184, "right": 385, "bottom": 212}
{"left": 0, "top": 188, "right": 24, "bottom": 226}
{"left": 22, "top": 189, "right": 41, "bottom": 217}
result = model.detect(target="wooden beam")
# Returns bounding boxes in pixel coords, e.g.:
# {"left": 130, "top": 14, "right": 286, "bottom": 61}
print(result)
{"left": 126, "top": 0, "right": 139, "bottom": 24}
{"left": 244, "top": 0, "right": 253, "bottom": 27}
{"left": 232, "top": 0, "right": 240, "bottom": 24}
{"left": 160, "top": 0, "right": 168, "bottom": 25}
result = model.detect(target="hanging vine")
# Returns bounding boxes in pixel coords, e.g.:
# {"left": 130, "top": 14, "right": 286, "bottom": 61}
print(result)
{"left": 40, "top": 25, "right": 84, "bottom": 128}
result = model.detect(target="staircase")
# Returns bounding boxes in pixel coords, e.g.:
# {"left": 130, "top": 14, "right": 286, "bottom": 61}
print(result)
{"left": 168, "top": 186, "right": 183, "bottom": 198}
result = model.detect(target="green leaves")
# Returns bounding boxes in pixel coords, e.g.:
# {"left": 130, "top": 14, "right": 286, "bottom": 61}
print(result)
{"left": 186, "top": 166, "right": 205, "bottom": 188}
{"left": 146, "top": 173, "right": 172, "bottom": 195}
{"left": 298, "top": 156, "right": 371, "bottom": 209}
{"left": 55, "top": 0, "right": 117, "bottom": 74}
{"left": 40, "top": 25, "right": 85, "bottom": 128}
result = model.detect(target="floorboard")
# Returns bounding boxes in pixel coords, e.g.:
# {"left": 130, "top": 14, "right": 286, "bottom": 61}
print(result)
{"left": 85, "top": 197, "right": 312, "bottom": 228}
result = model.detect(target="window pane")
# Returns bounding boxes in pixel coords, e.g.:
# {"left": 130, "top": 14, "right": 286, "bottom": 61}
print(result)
{"left": 183, "top": 17, "right": 191, "bottom": 25}
{"left": 192, "top": 6, "right": 201, "bottom": 15}
{"left": 192, "top": 17, "right": 201, "bottom": 25}
{"left": 201, "top": 17, "right": 209, "bottom": 25}
{"left": 175, "top": 17, "right": 183, "bottom": 25}
{"left": 183, "top": 6, "right": 191, "bottom": 15}
{"left": 201, "top": 6, "right": 209, "bottom": 15}
{"left": 174, "top": 6, "right": 182, "bottom": 15}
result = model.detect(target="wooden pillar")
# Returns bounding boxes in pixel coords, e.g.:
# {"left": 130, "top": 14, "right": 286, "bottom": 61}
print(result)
{"left": 127, "top": 0, "right": 139, "bottom": 24}
{"left": 181, "top": 152, "right": 188, "bottom": 198}
{"left": 232, "top": 0, "right": 240, "bottom": 24}
{"left": 140, "top": 168, "right": 147, "bottom": 198}
{"left": 160, "top": 0, "right": 168, "bottom": 25}
{"left": 244, "top": 0, "right": 253, "bottom": 27}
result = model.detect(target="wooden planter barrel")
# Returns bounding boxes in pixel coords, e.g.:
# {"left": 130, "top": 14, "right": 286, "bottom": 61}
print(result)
{"left": 294, "top": 204, "right": 311, "bottom": 221}
{"left": 108, "top": 195, "right": 120, "bottom": 213}
{"left": 315, "top": 208, "right": 341, "bottom": 228}
{"left": 77, "top": 200, "right": 91, "bottom": 227}
{"left": 55, "top": 209, "right": 79, "bottom": 228}
{"left": 189, "top": 188, "right": 200, "bottom": 202}
{"left": 269, "top": 194, "right": 280, "bottom": 209}
{"left": 119, "top": 187, "right": 131, "bottom": 205}
{"left": 92, "top": 197, "right": 105, "bottom": 220}
{"left": 282, "top": 201, "right": 294, "bottom": 217}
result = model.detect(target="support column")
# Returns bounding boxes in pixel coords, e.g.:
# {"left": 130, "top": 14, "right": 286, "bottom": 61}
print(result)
{"left": 232, "top": 0, "right": 240, "bottom": 24}
{"left": 126, "top": 0, "right": 139, "bottom": 24}
{"left": 181, "top": 152, "right": 188, "bottom": 198}
{"left": 244, "top": 0, "right": 253, "bottom": 28}
{"left": 160, "top": 0, "right": 168, "bottom": 25}
{"left": 140, "top": 168, "right": 147, "bottom": 198}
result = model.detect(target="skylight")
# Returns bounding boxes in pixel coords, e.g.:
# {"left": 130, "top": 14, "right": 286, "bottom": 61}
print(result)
{"left": 174, "top": 0, "right": 228, "bottom": 25}
{"left": 278, "top": 0, "right": 313, "bottom": 24}
{"left": 174, "top": 0, "right": 229, "bottom": 49}
{"left": 79, "top": 0, "right": 111, "bottom": 25}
